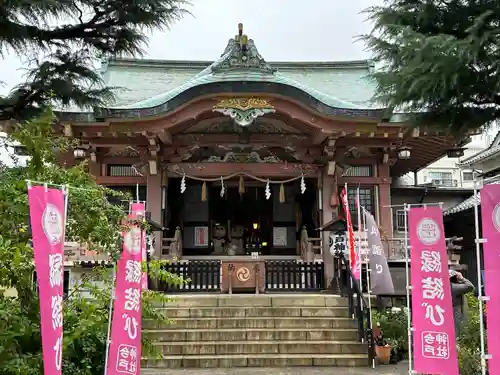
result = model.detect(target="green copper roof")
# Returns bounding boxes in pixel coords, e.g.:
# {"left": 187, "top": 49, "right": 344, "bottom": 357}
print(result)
{"left": 110, "top": 36, "right": 378, "bottom": 111}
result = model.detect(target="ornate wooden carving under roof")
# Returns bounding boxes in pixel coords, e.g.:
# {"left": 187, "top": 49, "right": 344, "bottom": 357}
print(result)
{"left": 178, "top": 145, "right": 304, "bottom": 164}
{"left": 212, "top": 97, "right": 276, "bottom": 126}
{"left": 186, "top": 117, "right": 301, "bottom": 134}
{"left": 105, "top": 146, "right": 141, "bottom": 157}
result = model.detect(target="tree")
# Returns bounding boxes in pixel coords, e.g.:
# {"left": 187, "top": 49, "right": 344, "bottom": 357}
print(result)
{"left": 0, "top": 110, "right": 182, "bottom": 375}
{"left": 362, "top": 0, "right": 500, "bottom": 133}
{"left": 0, "top": 0, "right": 190, "bottom": 121}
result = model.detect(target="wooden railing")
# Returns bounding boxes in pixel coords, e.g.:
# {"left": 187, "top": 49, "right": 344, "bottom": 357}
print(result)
{"left": 265, "top": 260, "right": 324, "bottom": 292}
{"left": 161, "top": 227, "right": 182, "bottom": 258}
{"left": 156, "top": 260, "right": 221, "bottom": 292}
{"left": 383, "top": 238, "right": 407, "bottom": 260}
{"left": 299, "top": 226, "right": 322, "bottom": 261}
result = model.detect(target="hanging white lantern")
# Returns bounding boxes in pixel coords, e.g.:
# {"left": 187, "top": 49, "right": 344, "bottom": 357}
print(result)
{"left": 220, "top": 176, "right": 225, "bottom": 197}
{"left": 300, "top": 174, "right": 306, "bottom": 194}
{"left": 265, "top": 180, "right": 271, "bottom": 200}
{"left": 180, "top": 174, "right": 186, "bottom": 194}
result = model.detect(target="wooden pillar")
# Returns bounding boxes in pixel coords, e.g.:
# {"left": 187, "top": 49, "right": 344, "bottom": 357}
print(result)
{"left": 377, "top": 164, "right": 393, "bottom": 238}
{"left": 147, "top": 171, "right": 162, "bottom": 258}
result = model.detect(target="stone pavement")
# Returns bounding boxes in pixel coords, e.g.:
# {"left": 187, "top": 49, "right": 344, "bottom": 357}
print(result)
{"left": 142, "top": 361, "right": 409, "bottom": 375}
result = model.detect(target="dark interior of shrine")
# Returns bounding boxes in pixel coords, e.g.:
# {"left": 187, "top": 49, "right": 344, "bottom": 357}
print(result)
{"left": 165, "top": 177, "right": 318, "bottom": 256}
{"left": 108, "top": 177, "right": 318, "bottom": 257}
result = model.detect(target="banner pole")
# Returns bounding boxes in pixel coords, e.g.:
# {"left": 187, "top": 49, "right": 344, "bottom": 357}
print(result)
{"left": 103, "top": 265, "right": 116, "bottom": 375}
{"left": 362, "top": 208, "right": 375, "bottom": 368}
{"left": 356, "top": 186, "right": 363, "bottom": 292}
{"left": 472, "top": 178, "right": 488, "bottom": 375}
{"left": 403, "top": 203, "right": 413, "bottom": 375}
{"left": 136, "top": 183, "right": 140, "bottom": 203}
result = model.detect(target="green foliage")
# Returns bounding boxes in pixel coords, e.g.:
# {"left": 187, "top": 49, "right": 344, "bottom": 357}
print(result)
{"left": 456, "top": 293, "right": 485, "bottom": 375}
{"left": 0, "top": 0, "right": 191, "bottom": 121}
{"left": 374, "top": 295, "right": 486, "bottom": 374}
{"left": 0, "top": 111, "right": 184, "bottom": 375}
{"left": 362, "top": 0, "right": 500, "bottom": 133}
{"left": 1, "top": 109, "right": 127, "bottom": 257}
{"left": 372, "top": 308, "right": 408, "bottom": 352}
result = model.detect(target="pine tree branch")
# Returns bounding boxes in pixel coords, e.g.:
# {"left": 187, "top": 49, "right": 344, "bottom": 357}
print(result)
{"left": 0, "top": 0, "right": 191, "bottom": 121}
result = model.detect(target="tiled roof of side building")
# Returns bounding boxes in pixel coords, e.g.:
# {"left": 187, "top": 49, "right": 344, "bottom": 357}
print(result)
{"left": 457, "top": 130, "right": 500, "bottom": 167}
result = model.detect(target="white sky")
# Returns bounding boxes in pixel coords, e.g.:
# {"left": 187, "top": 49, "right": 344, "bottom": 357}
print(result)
{"left": 0, "top": 0, "right": 382, "bottom": 95}
{"left": 0, "top": 0, "right": 493, "bottom": 164}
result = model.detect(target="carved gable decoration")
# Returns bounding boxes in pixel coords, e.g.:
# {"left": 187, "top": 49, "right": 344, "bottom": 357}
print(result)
{"left": 212, "top": 97, "right": 276, "bottom": 126}
{"left": 211, "top": 24, "right": 276, "bottom": 75}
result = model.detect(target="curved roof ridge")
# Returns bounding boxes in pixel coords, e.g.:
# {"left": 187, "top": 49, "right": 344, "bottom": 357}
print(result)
{"left": 272, "top": 71, "right": 366, "bottom": 110}
{"left": 108, "top": 24, "right": 378, "bottom": 112}
{"left": 110, "top": 69, "right": 370, "bottom": 110}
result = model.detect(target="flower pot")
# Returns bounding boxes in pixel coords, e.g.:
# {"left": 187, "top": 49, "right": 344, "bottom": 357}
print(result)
{"left": 376, "top": 345, "right": 392, "bottom": 365}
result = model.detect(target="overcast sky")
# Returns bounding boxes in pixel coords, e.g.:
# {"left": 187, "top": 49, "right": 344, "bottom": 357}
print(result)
{"left": 0, "top": 0, "right": 382, "bottom": 95}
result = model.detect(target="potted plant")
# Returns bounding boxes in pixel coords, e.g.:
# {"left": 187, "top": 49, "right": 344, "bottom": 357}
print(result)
{"left": 373, "top": 324, "right": 393, "bottom": 364}
{"left": 372, "top": 308, "right": 409, "bottom": 363}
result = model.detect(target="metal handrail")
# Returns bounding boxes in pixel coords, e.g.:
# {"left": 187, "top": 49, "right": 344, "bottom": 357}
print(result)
{"left": 338, "top": 254, "right": 375, "bottom": 367}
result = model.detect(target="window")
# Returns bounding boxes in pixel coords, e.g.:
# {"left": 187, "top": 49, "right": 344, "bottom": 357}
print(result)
{"left": 462, "top": 172, "right": 474, "bottom": 181}
{"left": 394, "top": 209, "right": 406, "bottom": 232}
{"left": 345, "top": 186, "right": 375, "bottom": 226}
{"left": 107, "top": 165, "right": 141, "bottom": 177}
{"left": 343, "top": 166, "right": 373, "bottom": 177}
{"left": 429, "top": 171, "right": 455, "bottom": 186}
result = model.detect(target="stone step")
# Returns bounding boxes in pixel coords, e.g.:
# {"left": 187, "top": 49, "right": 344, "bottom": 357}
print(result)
{"left": 158, "top": 294, "right": 348, "bottom": 308}
{"left": 154, "top": 340, "right": 367, "bottom": 355}
{"left": 145, "top": 328, "right": 359, "bottom": 342}
{"left": 157, "top": 306, "right": 349, "bottom": 318}
{"left": 144, "top": 316, "right": 357, "bottom": 329}
{"left": 141, "top": 353, "right": 368, "bottom": 368}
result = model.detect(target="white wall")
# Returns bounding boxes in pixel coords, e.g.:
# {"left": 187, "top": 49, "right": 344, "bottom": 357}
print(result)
{"left": 398, "top": 132, "right": 496, "bottom": 188}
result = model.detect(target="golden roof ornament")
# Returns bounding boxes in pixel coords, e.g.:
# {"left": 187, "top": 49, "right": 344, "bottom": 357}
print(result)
{"left": 211, "top": 24, "right": 276, "bottom": 74}
{"left": 212, "top": 97, "right": 276, "bottom": 127}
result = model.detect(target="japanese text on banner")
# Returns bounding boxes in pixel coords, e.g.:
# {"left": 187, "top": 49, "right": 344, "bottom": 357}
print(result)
{"left": 105, "top": 203, "right": 143, "bottom": 375}
{"left": 479, "top": 184, "right": 500, "bottom": 375}
{"left": 409, "top": 207, "right": 458, "bottom": 375}
{"left": 28, "top": 186, "right": 66, "bottom": 375}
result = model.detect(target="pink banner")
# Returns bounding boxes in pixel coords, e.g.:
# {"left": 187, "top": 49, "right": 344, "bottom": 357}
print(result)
{"left": 28, "top": 186, "right": 66, "bottom": 375}
{"left": 340, "top": 187, "right": 359, "bottom": 279}
{"left": 106, "top": 217, "right": 143, "bottom": 375}
{"left": 130, "top": 203, "right": 148, "bottom": 290}
{"left": 480, "top": 184, "right": 500, "bottom": 375}
{"left": 409, "top": 207, "right": 458, "bottom": 375}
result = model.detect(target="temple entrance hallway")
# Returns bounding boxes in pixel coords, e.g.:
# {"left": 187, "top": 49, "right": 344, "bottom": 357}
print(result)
{"left": 165, "top": 177, "right": 319, "bottom": 258}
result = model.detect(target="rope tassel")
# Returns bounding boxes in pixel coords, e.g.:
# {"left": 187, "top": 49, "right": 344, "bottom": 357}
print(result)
{"left": 201, "top": 181, "right": 207, "bottom": 201}
{"left": 279, "top": 183, "right": 285, "bottom": 203}
{"left": 239, "top": 176, "right": 245, "bottom": 195}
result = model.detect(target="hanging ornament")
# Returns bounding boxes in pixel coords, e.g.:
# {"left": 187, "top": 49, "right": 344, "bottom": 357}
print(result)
{"left": 279, "top": 183, "right": 285, "bottom": 204}
{"left": 300, "top": 174, "right": 306, "bottom": 194}
{"left": 265, "top": 180, "right": 271, "bottom": 200}
{"left": 180, "top": 174, "right": 186, "bottom": 194}
{"left": 201, "top": 181, "right": 207, "bottom": 201}
{"left": 238, "top": 175, "right": 245, "bottom": 195}
{"left": 220, "top": 176, "right": 225, "bottom": 197}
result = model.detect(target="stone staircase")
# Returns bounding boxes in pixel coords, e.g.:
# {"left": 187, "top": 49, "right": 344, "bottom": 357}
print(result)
{"left": 142, "top": 294, "right": 368, "bottom": 368}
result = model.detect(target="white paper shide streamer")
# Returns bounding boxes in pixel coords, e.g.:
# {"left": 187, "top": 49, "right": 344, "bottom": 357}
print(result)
{"left": 265, "top": 180, "right": 271, "bottom": 200}
{"left": 220, "top": 176, "right": 225, "bottom": 197}
{"left": 300, "top": 175, "right": 306, "bottom": 194}
{"left": 180, "top": 174, "right": 186, "bottom": 193}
